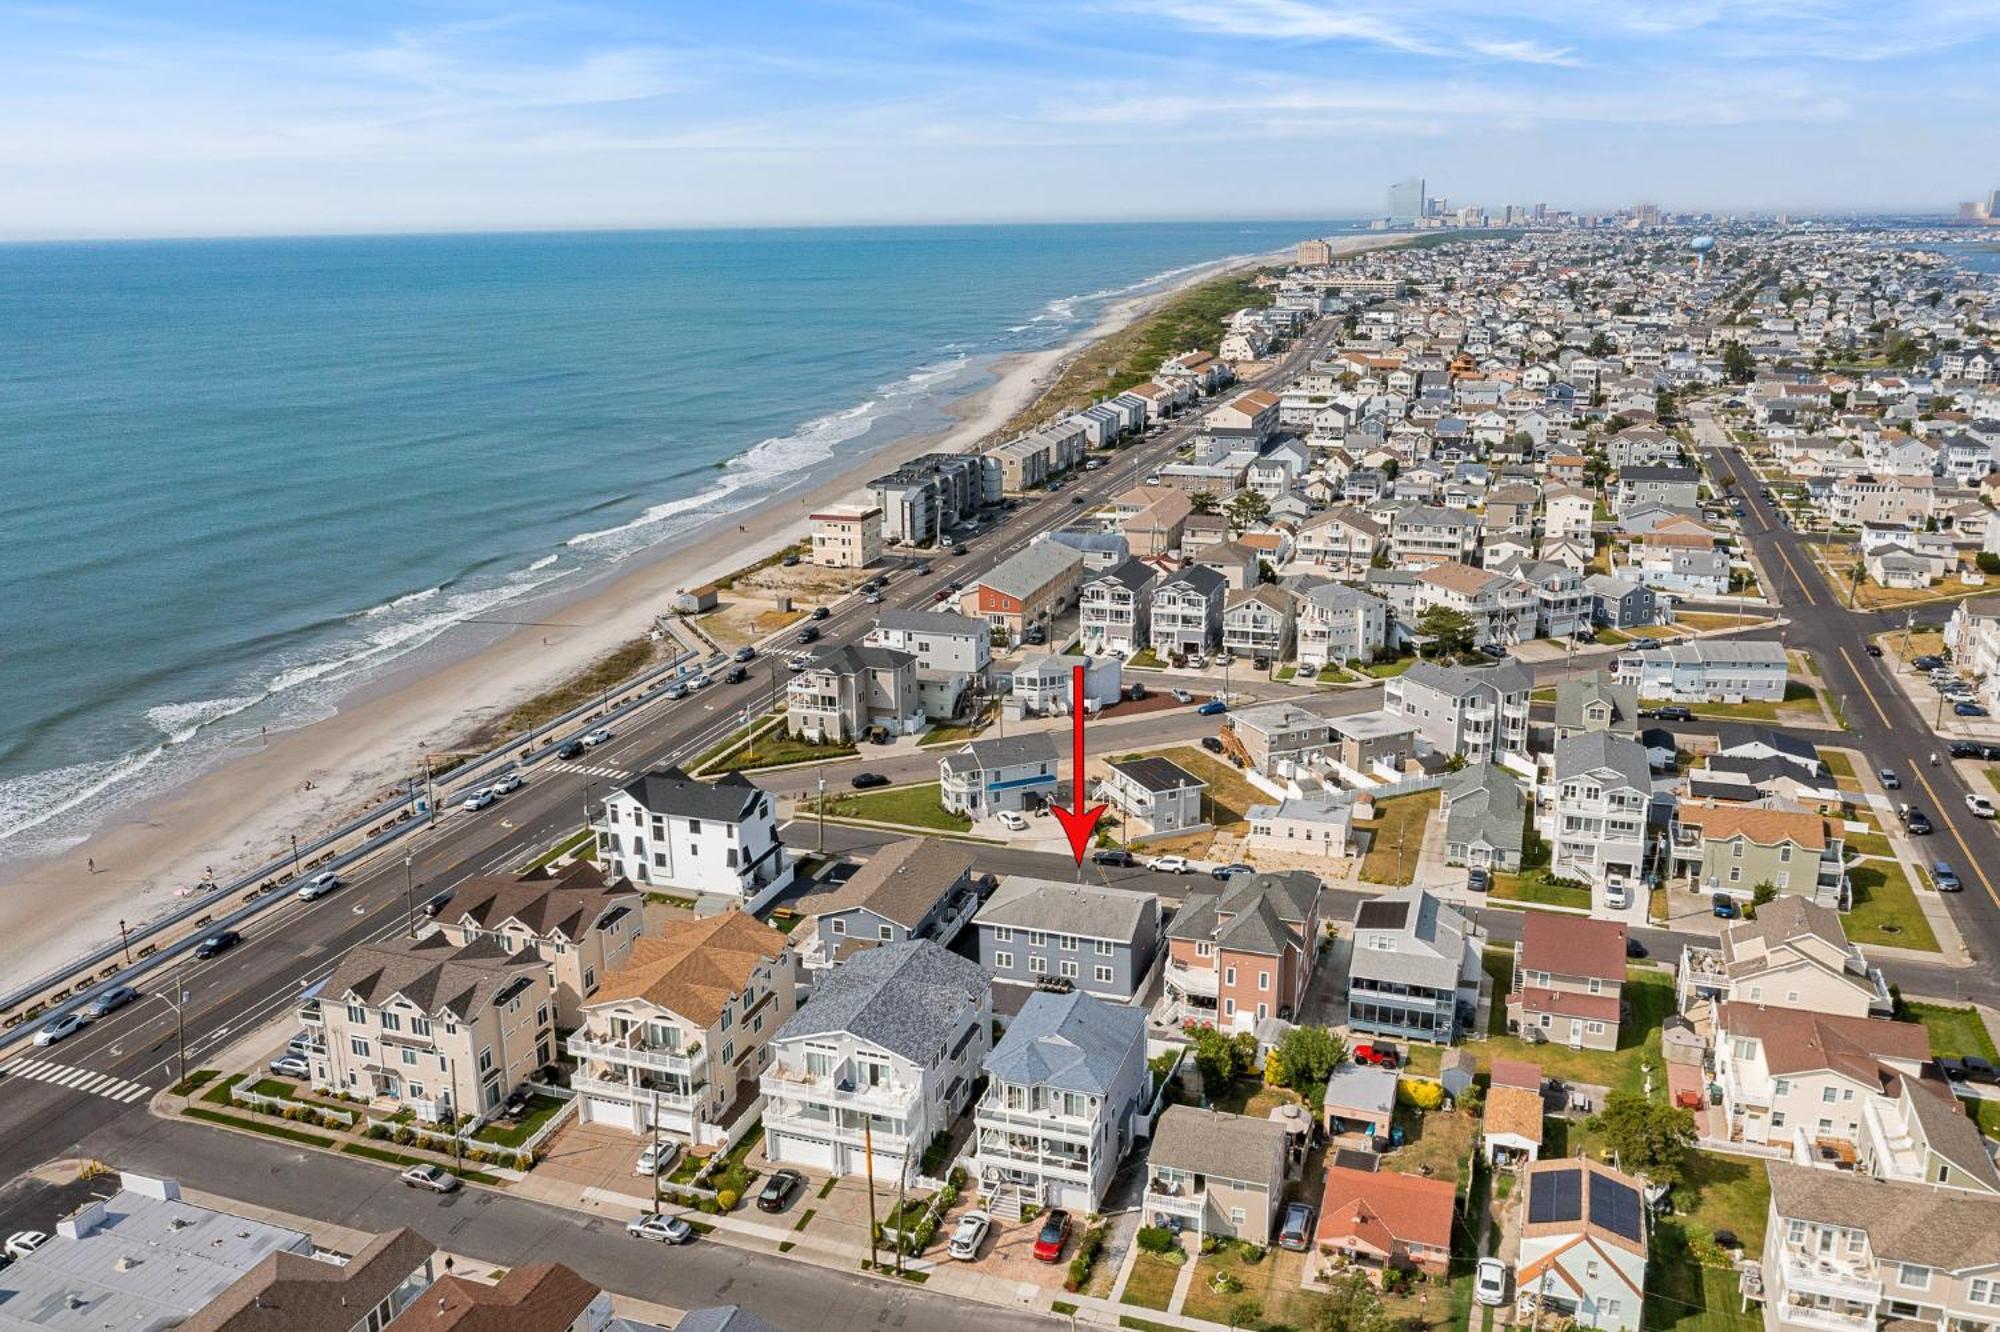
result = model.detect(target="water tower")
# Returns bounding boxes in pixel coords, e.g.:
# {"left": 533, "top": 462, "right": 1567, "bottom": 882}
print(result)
{"left": 1689, "top": 234, "right": 1716, "bottom": 278}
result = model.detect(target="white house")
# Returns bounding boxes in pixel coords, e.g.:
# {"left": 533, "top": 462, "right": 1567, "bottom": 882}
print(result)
{"left": 596, "top": 768, "right": 794, "bottom": 910}
{"left": 1516, "top": 1159, "right": 1649, "bottom": 1332}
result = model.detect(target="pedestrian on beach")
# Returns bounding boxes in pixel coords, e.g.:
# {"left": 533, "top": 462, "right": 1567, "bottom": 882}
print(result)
{"left": 87, "top": 858, "right": 95, "bottom": 874}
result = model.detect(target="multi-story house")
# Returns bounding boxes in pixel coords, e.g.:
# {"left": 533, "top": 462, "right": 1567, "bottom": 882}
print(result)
{"left": 1385, "top": 660, "right": 1534, "bottom": 764}
{"left": 1389, "top": 506, "right": 1478, "bottom": 566}
{"left": 1078, "top": 558, "right": 1158, "bottom": 657}
{"left": 1295, "top": 507, "right": 1384, "bottom": 575}
{"left": 973, "top": 877, "right": 1160, "bottom": 1000}
{"left": 1098, "top": 756, "right": 1206, "bottom": 838}
{"left": 957, "top": 541, "right": 1085, "bottom": 646}
{"left": 1671, "top": 802, "right": 1846, "bottom": 907}
{"left": 1615, "top": 639, "right": 1789, "bottom": 702}
{"left": 569, "top": 912, "right": 795, "bottom": 1146}
{"left": 973, "top": 990, "right": 1148, "bottom": 1215}
{"left": 1543, "top": 486, "right": 1596, "bottom": 542}
{"left": 1713, "top": 1004, "right": 1937, "bottom": 1154}
{"left": 1506, "top": 914, "right": 1627, "bottom": 1051}
{"left": 863, "top": 609, "right": 991, "bottom": 721}
{"left": 431, "top": 863, "right": 644, "bottom": 1027}
{"left": 1414, "top": 562, "right": 1538, "bottom": 645}
{"left": 1345, "top": 887, "right": 1485, "bottom": 1045}
{"left": 1505, "top": 559, "right": 1592, "bottom": 640}
{"left": 1611, "top": 465, "right": 1700, "bottom": 514}
{"left": 596, "top": 768, "right": 794, "bottom": 910}
{"left": 1545, "top": 731, "right": 1655, "bottom": 910}
{"left": 938, "top": 732, "right": 1061, "bottom": 817}
{"left": 1759, "top": 1163, "right": 2000, "bottom": 1332}
{"left": 799, "top": 838, "right": 980, "bottom": 972}
{"left": 760, "top": 940, "right": 990, "bottom": 1186}
{"left": 1162, "top": 871, "right": 1323, "bottom": 1033}
{"left": 1517, "top": 1159, "right": 1649, "bottom": 1332}
{"left": 1292, "top": 582, "right": 1391, "bottom": 671}
{"left": 306, "top": 933, "right": 554, "bottom": 1121}
{"left": 1553, "top": 672, "right": 1640, "bottom": 742}
{"left": 1676, "top": 896, "right": 1892, "bottom": 1018}
{"left": 809, "top": 505, "right": 883, "bottom": 569}
{"left": 1440, "top": 762, "right": 1526, "bottom": 872}
{"left": 1945, "top": 595, "right": 2000, "bottom": 712}
{"left": 1226, "top": 701, "right": 1332, "bottom": 778}
{"left": 1222, "top": 585, "right": 1294, "bottom": 663}
{"left": 1584, "top": 573, "right": 1659, "bottom": 629}
{"left": 1149, "top": 565, "right": 1229, "bottom": 656}
{"left": 785, "top": 644, "right": 923, "bottom": 743}
{"left": 1143, "top": 1106, "right": 1291, "bottom": 1245}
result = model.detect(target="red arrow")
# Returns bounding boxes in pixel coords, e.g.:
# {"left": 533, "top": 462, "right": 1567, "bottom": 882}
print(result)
{"left": 1050, "top": 664, "right": 1107, "bottom": 865}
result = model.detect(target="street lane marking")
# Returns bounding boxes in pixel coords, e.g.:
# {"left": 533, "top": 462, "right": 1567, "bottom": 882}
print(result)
{"left": 1838, "top": 648, "right": 1895, "bottom": 730}
{"left": 3, "top": 1058, "right": 151, "bottom": 1103}
{"left": 1913, "top": 769, "right": 2000, "bottom": 909}
{"left": 1771, "top": 540, "right": 1819, "bottom": 606}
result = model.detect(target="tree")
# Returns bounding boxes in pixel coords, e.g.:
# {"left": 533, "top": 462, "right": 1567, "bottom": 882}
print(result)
{"left": 1588, "top": 332, "right": 1614, "bottom": 357}
{"left": 1977, "top": 551, "right": 2000, "bottom": 576}
{"left": 1226, "top": 490, "right": 1270, "bottom": 532}
{"left": 1274, "top": 1026, "right": 1346, "bottom": 1098}
{"left": 1414, "top": 606, "right": 1477, "bottom": 659}
{"left": 1591, "top": 1089, "right": 1698, "bottom": 1188}
{"left": 1746, "top": 881, "right": 1778, "bottom": 919}
{"left": 1189, "top": 491, "right": 1219, "bottom": 516}
{"left": 1312, "top": 1272, "right": 1394, "bottom": 1332}
{"left": 1722, "top": 340, "right": 1756, "bottom": 384}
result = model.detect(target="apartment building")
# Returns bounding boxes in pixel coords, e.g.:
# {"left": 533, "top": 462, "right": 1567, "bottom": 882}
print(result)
{"left": 596, "top": 768, "right": 794, "bottom": 909}
{"left": 1945, "top": 596, "right": 2000, "bottom": 711}
{"left": 1385, "top": 660, "right": 1534, "bottom": 763}
{"left": 1161, "top": 871, "right": 1323, "bottom": 1033}
{"left": 569, "top": 912, "right": 795, "bottom": 1147}
{"left": 1143, "top": 1107, "right": 1291, "bottom": 1245}
{"left": 799, "top": 838, "right": 980, "bottom": 972}
{"left": 1098, "top": 756, "right": 1206, "bottom": 837}
{"left": 866, "top": 453, "right": 990, "bottom": 546}
{"left": 1345, "top": 887, "right": 1485, "bottom": 1045}
{"left": 307, "top": 933, "right": 554, "bottom": 1121}
{"left": 1222, "top": 585, "right": 1295, "bottom": 662}
{"left": 1713, "top": 1004, "right": 1938, "bottom": 1155}
{"left": 1614, "top": 639, "right": 1789, "bottom": 702}
{"left": 1671, "top": 802, "right": 1846, "bottom": 907}
{"left": 1294, "top": 583, "right": 1391, "bottom": 670}
{"left": 974, "top": 990, "right": 1149, "bottom": 1214}
{"left": 430, "top": 862, "right": 644, "bottom": 1027}
{"left": 960, "top": 542, "right": 1084, "bottom": 645}
{"left": 1545, "top": 731, "right": 1655, "bottom": 906}
{"left": 1077, "top": 558, "right": 1158, "bottom": 657}
{"left": 1543, "top": 486, "right": 1596, "bottom": 541}
{"left": 1507, "top": 914, "right": 1627, "bottom": 1051}
{"left": 973, "top": 877, "right": 1160, "bottom": 1000}
{"left": 784, "top": 643, "right": 923, "bottom": 743}
{"left": 760, "top": 940, "right": 990, "bottom": 1186}
{"left": 1676, "top": 896, "right": 1892, "bottom": 1018}
{"left": 809, "top": 505, "right": 883, "bottom": 569}
{"left": 1149, "top": 565, "right": 1229, "bottom": 656}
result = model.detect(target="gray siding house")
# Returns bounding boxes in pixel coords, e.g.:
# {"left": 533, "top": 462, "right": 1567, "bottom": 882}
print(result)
{"left": 802, "top": 839, "right": 980, "bottom": 972}
{"left": 973, "top": 877, "right": 1160, "bottom": 1000}
{"left": 1345, "top": 887, "right": 1485, "bottom": 1045}
{"left": 1584, "top": 574, "right": 1658, "bottom": 630}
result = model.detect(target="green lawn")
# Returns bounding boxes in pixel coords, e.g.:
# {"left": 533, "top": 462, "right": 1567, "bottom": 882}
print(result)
{"left": 1119, "top": 1251, "right": 1186, "bottom": 1311}
{"left": 1645, "top": 1229, "right": 1764, "bottom": 1332}
{"left": 1359, "top": 655, "right": 1419, "bottom": 678}
{"left": 474, "top": 1093, "right": 568, "bottom": 1148}
{"left": 1488, "top": 868, "right": 1593, "bottom": 912}
{"left": 1667, "top": 682, "right": 1820, "bottom": 723}
{"left": 1128, "top": 648, "right": 1165, "bottom": 669}
{"left": 1482, "top": 949, "right": 1513, "bottom": 1037}
{"left": 1356, "top": 789, "right": 1440, "bottom": 885}
{"left": 709, "top": 728, "right": 856, "bottom": 773}
{"left": 920, "top": 705, "right": 996, "bottom": 748}
{"left": 1676, "top": 1151, "right": 1772, "bottom": 1260}
{"left": 813, "top": 782, "right": 973, "bottom": 832}
{"left": 1965, "top": 1096, "right": 2000, "bottom": 1140}
{"left": 1388, "top": 1106, "right": 1479, "bottom": 1186}
{"left": 1475, "top": 964, "right": 1676, "bottom": 1093}
{"left": 1986, "top": 765, "right": 2000, "bottom": 797}
{"left": 1907, "top": 1002, "right": 2000, "bottom": 1061}
{"left": 1846, "top": 860, "right": 1939, "bottom": 952}
{"left": 1819, "top": 750, "right": 1856, "bottom": 781}
{"left": 1161, "top": 746, "right": 1264, "bottom": 830}
{"left": 1206, "top": 1079, "right": 1303, "bottom": 1118}
{"left": 1844, "top": 832, "right": 1892, "bottom": 858}
{"left": 1180, "top": 1247, "right": 1320, "bottom": 1329}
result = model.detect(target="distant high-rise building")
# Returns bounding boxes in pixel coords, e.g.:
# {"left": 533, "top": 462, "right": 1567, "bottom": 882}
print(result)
{"left": 1987, "top": 188, "right": 2000, "bottom": 217}
{"left": 1388, "top": 178, "right": 1426, "bottom": 227}
{"left": 1297, "top": 238, "right": 1333, "bottom": 266}
{"left": 1533, "top": 203, "right": 1548, "bottom": 222}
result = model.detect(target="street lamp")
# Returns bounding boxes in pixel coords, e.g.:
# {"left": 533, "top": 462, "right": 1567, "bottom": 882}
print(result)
{"left": 816, "top": 769, "right": 827, "bottom": 853}
{"left": 118, "top": 919, "right": 131, "bottom": 967}
{"left": 403, "top": 852, "right": 418, "bottom": 938}
{"left": 159, "top": 989, "right": 190, "bottom": 1095}
{"left": 289, "top": 833, "right": 301, "bottom": 878}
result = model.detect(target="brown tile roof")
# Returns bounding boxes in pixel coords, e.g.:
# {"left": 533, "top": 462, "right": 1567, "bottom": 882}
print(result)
{"left": 804, "top": 838, "right": 975, "bottom": 929}
{"left": 1519, "top": 914, "right": 1627, "bottom": 982}
{"left": 1484, "top": 1084, "right": 1545, "bottom": 1144}
{"left": 182, "top": 1229, "right": 437, "bottom": 1332}
{"left": 1316, "top": 1164, "right": 1456, "bottom": 1253}
{"left": 587, "top": 911, "right": 790, "bottom": 1027}
{"left": 1718, "top": 1003, "right": 1932, "bottom": 1088}
{"left": 1679, "top": 803, "right": 1829, "bottom": 850}
{"left": 385, "top": 1262, "right": 599, "bottom": 1332}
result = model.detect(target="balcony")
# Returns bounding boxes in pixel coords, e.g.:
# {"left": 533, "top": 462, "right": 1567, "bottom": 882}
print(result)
{"left": 1146, "top": 1176, "right": 1207, "bottom": 1219}
{"left": 760, "top": 1067, "right": 922, "bottom": 1118}
{"left": 299, "top": 1000, "right": 323, "bottom": 1027}
{"left": 1165, "top": 960, "right": 1219, "bottom": 999}
{"left": 1779, "top": 1251, "right": 1884, "bottom": 1303}
{"left": 977, "top": 1132, "right": 1094, "bottom": 1179}
{"left": 1777, "top": 1302, "right": 1877, "bottom": 1332}
{"left": 572, "top": 1073, "right": 697, "bottom": 1109}
{"left": 568, "top": 1034, "right": 704, "bottom": 1075}
{"left": 976, "top": 1099, "right": 1098, "bottom": 1140}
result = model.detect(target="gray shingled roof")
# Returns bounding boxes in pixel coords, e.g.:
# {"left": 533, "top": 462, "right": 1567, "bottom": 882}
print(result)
{"left": 803, "top": 643, "right": 915, "bottom": 678}
{"left": 1441, "top": 762, "right": 1527, "bottom": 857}
{"left": 1148, "top": 1105, "right": 1287, "bottom": 1187}
{"left": 1552, "top": 730, "right": 1652, "bottom": 791}
{"left": 873, "top": 608, "right": 986, "bottom": 637}
{"left": 1400, "top": 659, "right": 1534, "bottom": 698}
{"left": 808, "top": 838, "right": 976, "bottom": 928}
{"left": 324, "top": 932, "right": 544, "bottom": 1023}
{"left": 775, "top": 938, "right": 987, "bottom": 1063}
{"left": 984, "top": 990, "right": 1144, "bottom": 1097}
{"left": 977, "top": 877, "right": 1151, "bottom": 942}
{"left": 1090, "top": 557, "right": 1159, "bottom": 595}
{"left": 672, "top": 1308, "right": 789, "bottom": 1332}
{"left": 1553, "top": 673, "right": 1638, "bottom": 734}
{"left": 619, "top": 767, "right": 769, "bottom": 822}
{"left": 1766, "top": 1162, "right": 2000, "bottom": 1269}
{"left": 979, "top": 542, "right": 1082, "bottom": 601}
{"left": 940, "top": 731, "right": 1061, "bottom": 776}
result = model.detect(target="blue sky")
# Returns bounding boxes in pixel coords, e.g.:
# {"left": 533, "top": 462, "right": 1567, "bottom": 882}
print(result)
{"left": 4, "top": 1, "right": 1997, "bottom": 238}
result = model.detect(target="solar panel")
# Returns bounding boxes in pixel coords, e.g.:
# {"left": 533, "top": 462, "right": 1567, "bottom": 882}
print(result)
{"left": 1590, "top": 1171, "right": 1643, "bottom": 1242}
{"left": 1527, "top": 1167, "right": 1582, "bottom": 1224}
{"left": 1356, "top": 900, "right": 1409, "bottom": 932}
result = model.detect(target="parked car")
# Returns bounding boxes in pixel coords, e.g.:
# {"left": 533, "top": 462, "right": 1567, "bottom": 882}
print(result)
{"left": 1957, "top": 702, "right": 1989, "bottom": 717}
{"left": 490, "top": 771, "right": 523, "bottom": 795}
{"left": 635, "top": 1141, "right": 682, "bottom": 1176}
{"left": 4, "top": 1232, "right": 49, "bottom": 1260}
{"left": 1210, "top": 862, "right": 1253, "bottom": 880}
{"left": 399, "top": 1163, "right": 461, "bottom": 1193}
{"left": 1962, "top": 1056, "right": 2000, "bottom": 1086}
{"left": 1878, "top": 768, "right": 1901, "bottom": 790}
{"left": 33, "top": 1012, "right": 82, "bottom": 1046}
{"left": 734, "top": 645, "right": 757, "bottom": 662}
{"left": 287, "top": 1032, "right": 316, "bottom": 1058}
{"left": 1968, "top": 794, "right": 1997, "bottom": 819}
{"left": 1864, "top": 644, "right": 1884, "bottom": 657}
{"left": 1933, "top": 862, "right": 1963, "bottom": 892}
{"left": 1626, "top": 936, "right": 1649, "bottom": 958}
{"left": 1196, "top": 699, "right": 1228, "bottom": 716}
{"left": 1032, "top": 1209, "right": 1072, "bottom": 1263}
{"left": 1654, "top": 706, "right": 1693, "bottom": 722}
{"left": 948, "top": 1211, "right": 992, "bottom": 1261}
{"left": 1939, "top": 1056, "right": 1970, "bottom": 1082}
{"left": 997, "top": 810, "right": 1029, "bottom": 832}
{"left": 1352, "top": 1043, "right": 1400, "bottom": 1069}
{"left": 915, "top": 562, "right": 932, "bottom": 575}
{"left": 461, "top": 787, "right": 495, "bottom": 812}
{"left": 269, "top": 1054, "right": 312, "bottom": 1079}
{"left": 1950, "top": 741, "right": 1984, "bottom": 758}
{"left": 1475, "top": 1259, "right": 1510, "bottom": 1307}
{"left": 781, "top": 554, "right": 800, "bottom": 568}
{"left": 86, "top": 985, "right": 140, "bottom": 1019}
{"left": 296, "top": 870, "right": 342, "bottom": 901}
{"left": 1278, "top": 1202, "right": 1315, "bottom": 1252}
{"left": 555, "top": 739, "right": 585, "bottom": 759}
{"left": 1171, "top": 689, "right": 1193, "bottom": 704}
{"left": 1711, "top": 893, "right": 1741, "bottom": 920}
{"left": 581, "top": 727, "right": 612, "bottom": 746}
{"left": 194, "top": 930, "right": 241, "bottom": 959}
{"left": 1466, "top": 867, "right": 1491, "bottom": 893}
{"left": 663, "top": 682, "right": 690, "bottom": 701}
{"left": 757, "top": 1169, "right": 804, "bottom": 1213}
{"left": 1146, "top": 855, "right": 1193, "bottom": 874}
{"left": 1092, "top": 849, "right": 1137, "bottom": 867}
{"left": 850, "top": 772, "right": 890, "bottom": 789}
{"left": 627, "top": 1213, "right": 695, "bottom": 1244}
{"left": 1200, "top": 736, "right": 1225, "bottom": 755}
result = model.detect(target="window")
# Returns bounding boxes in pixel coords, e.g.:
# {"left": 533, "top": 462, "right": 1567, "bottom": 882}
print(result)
{"left": 721, "top": 1042, "right": 734, "bottom": 1065}
{"left": 478, "top": 1047, "right": 494, "bottom": 1073}
{"left": 687, "top": 818, "right": 702, "bottom": 835}
{"left": 1029, "top": 955, "right": 1047, "bottom": 974}
{"left": 379, "top": 1011, "right": 402, "bottom": 1033}
{"left": 350, "top": 1038, "right": 371, "bottom": 1058}
{"left": 1787, "top": 1220, "right": 1806, "bottom": 1246}
{"left": 411, "top": 1017, "right": 432, "bottom": 1038}
{"left": 1900, "top": 1264, "right": 1931, "bottom": 1291}
{"left": 1225, "top": 967, "right": 1237, "bottom": 986}
{"left": 1095, "top": 940, "right": 1113, "bottom": 956}
{"left": 995, "top": 951, "right": 1014, "bottom": 970}
{"left": 1587, "top": 1021, "right": 1606, "bottom": 1035}
{"left": 399, "top": 1045, "right": 419, "bottom": 1066}
{"left": 346, "top": 1003, "right": 368, "bottom": 1025}
{"left": 1773, "top": 1078, "right": 1791, "bottom": 1097}
{"left": 1059, "top": 960, "right": 1078, "bottom": 978}
{"left": 830, "top": 918, "right": 846, "bottom": 936}
{"left": 995, "top": 926, "right": 1013, "bottom": 942}
{"left": 1059, "top": 935, "right": 1077, "bottom": 951}
{"left": 1771, "top": 1112, "right": 1787, "bottom": 1129}
{"left": 878, "top": 924, "right": 894, "bottom": 942}
{"left": 1229, "top": 1207, "right": 1246, "bottom": 1226}
{"left": 1258, "top": 971, "right": 1270, "bottom": 992}
{"left": 1029, "top": 931, "right": 1046, "bottom": 946}
{"left": 1822, "top": 1086, "right": 1839, "bottom": 1104}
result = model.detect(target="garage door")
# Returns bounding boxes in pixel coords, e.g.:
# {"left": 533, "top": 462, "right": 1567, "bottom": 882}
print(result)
{"left": 769, "top": 1130, "right": 837, "bottom": 1172}
{"left": 584, "top": 1097, "right": 638, "bottom": 1132}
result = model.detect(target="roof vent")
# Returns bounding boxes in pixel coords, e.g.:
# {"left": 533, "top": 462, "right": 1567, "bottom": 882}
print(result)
{"left": 115, "top": 1257, "right": 139, "bottom": 1272}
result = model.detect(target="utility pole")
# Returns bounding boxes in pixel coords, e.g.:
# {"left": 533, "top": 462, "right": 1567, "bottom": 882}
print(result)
{"left": 424, "top": 754, "right": 437, "bottom": 825}
{"left": 289, "top": 833, "right": 301, "bottom": 878}
{"left": 118, "top": 919, "right": 131, "bottom": 967}
{"left": 651, "top": 1085, "right": 663, "bottom": 1213}
{"left": 864, "top": 1120, "right": 880, "bottom": 1271}
{"left": 894, "top": 1168, "right": 907, "bottom": 1275}
{"left": 816, "top": 770, "right": 827, "bottom": 853}
{"left": 403, "top": 852, "right": 418, "bottom": 938}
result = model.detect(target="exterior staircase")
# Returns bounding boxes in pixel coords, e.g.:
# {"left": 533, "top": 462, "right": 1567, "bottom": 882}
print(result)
{"left": 982, "top": 1181, "right": 1025, "bottom": 1222}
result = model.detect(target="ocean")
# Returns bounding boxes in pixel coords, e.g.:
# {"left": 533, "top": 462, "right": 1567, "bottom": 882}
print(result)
{"left": 0, "top": 220, "right": 1356, "bottom": 857}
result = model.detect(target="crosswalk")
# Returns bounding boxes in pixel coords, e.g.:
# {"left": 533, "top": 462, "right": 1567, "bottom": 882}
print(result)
{"left": 560, "top": 763, "right": 630, "bottom": 781}
{"left": 4, "top": 1058, "right": 152, "bottom": 1103}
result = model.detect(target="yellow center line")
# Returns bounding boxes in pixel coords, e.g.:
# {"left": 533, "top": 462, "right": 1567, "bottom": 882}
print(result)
{"left": 1771, "top": 540, "right": 1819, "bottom": 606}
{"left": 1837, "top": 647, "right": 1895, "bottom": 730}
{"left": 1912, "top": 769, "right": 2000, "bottom": 910}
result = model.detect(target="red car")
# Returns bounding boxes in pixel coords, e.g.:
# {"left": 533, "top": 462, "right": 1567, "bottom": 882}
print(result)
{"left": 1032, "top": 1208, "right": 1072, "bottom": 1263}
{"left": 1352, "top": 1043, "right": 1400, "bottom": 1070}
